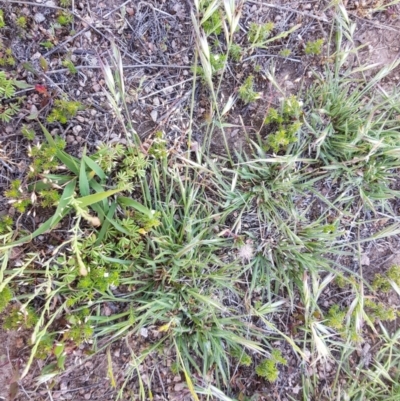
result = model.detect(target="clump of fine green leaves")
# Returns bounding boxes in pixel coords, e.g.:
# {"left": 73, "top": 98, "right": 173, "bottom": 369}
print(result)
{"left": 248, "top": 21, "right": 275, "bottom": 46}
{"left": 0, "top": 71, "right": 31, "bottom": 122}
{"left": 0, "top": 286, "right": 12, "bottom": 313}
{"left": 238, "top": 75, "right": 260, "bottom": 104}
{"left": 305, "top": 38, "right": 324, "bottom": 55}
{"left": 263, "top": 95, "right": 302, "bottom": 153}
{"left": 47, "top": 99, "right": 83, "bottom": 124}
{"left": 255, "top": 349, "right": 287, "bottom": 382}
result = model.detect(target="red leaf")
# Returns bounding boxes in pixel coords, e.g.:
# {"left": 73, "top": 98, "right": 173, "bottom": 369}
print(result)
{"left": 35, "top": 84, "right": 48, "bottom": 95}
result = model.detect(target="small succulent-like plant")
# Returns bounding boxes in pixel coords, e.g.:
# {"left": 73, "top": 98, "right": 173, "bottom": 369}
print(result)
{"left": 238, "top": 75, "right": 260, "bottom": 104}
{"left": 255, "top": 349, "right": 287, "bottom": 382}
{"left": 305, "top": 38, "right": 324, "bottom": 55}
{"left": 0, "top": 286, "right": 12, "bottom": 313}
{"left": 325, "top": 304, "right": 346, "bottom": 331}
{"left": 248, "top": 21, "right": 274, "bottom": 46}
{"left": 62, "top": 58, "right": 77, "bottom": 74}
{"left": 0, "top": 9, "right": 5, "bottom": 28}
{"left": 47, "top": 99, "right": 83, "bottom": 124}
{"left": 16, "top": 16, "right": 27, "bottom": 29}
{"left": 263, "top": 95, "right": 302, "bottom": 153}
{"left": 231, "top": 348, "right": 252, "bottom": 366}
{"left": 57, "top": 11, "right": 73, "bottom": 26}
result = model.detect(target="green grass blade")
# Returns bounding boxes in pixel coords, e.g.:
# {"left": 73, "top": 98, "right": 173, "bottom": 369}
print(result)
{"left": 77, "top": 188, "right": 121, "bottom": 208}
{"left": 79, "top": 148, "right": 90, "bottom": 197}
{"left": 39, "top": 122, "right": 80, "bottom": 174}
{"left": 117, "top": 196, "right": 154, "bottom": 218}
{"left": 83, "top": 155, "right": 106, "bottom": 181}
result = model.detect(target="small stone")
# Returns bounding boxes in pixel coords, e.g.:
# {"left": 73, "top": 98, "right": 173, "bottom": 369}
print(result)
{"left": 34, "top": 12, "right": 45, "bottom": 23}
{"left": 275, "top": 15, "right": 282, "bottom": 22}
{"left": 285, "top": 80, "right": 294, "bottom": 89}
{"left": 84, "top": 30, "right": 92, "bottom": 42}
{"left": 84, "top": 393, "right": 91, "bottom": 400}
{"left": 140, "top": 327, "right": 148, "bottom": 338}
{"left": 150, "top": 110, "right": 158, "bottom": 122}
{"left": 303, "top": 3, "right": 312, "bottom": 9}
{"left": 92, "top": 84, "right": 101, "bottom": 92}
{"left": 76, "top": 116, "right": 85, "bottom": 123}
{"left": 360, "top": 254, "right": 370, "bottom": 266}
{"left": 173, "top": 375, "right": 181, "bottom": 382}
{"left": 31, "top": 52, "right": 41, "bottom": 61}
{"left": 153, "top": 97, "right": 160, "bottom": 106}
{"left": 174, "top": 383, "right": 185, "bottom": 392}
{"left": 73, "top": 125, "right": 82, "bottom": 135}
{"left": 66, "top": 135, "right": 75, "bottom": 144}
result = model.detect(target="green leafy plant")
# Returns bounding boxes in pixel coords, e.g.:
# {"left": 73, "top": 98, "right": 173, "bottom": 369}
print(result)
{"left": 40, "top": 40, "right": 54, "bottom": 49}
{"left": 229, "top": 43, "right": 242, "bottom": 61}
{"left": 365, "top": 299, "right": 397, "bottom": 322}
{"left": 3, "top": 306, "right": 39, "bottom": 330}
{"left": 263, "top": 95, "right": 302, "bottom": 153}
{"left": 248, "top": 22, "right": 275, "bottom": 46}
{"left": 4, "top": 179, "right": 32, "bottom": 213}
{"left": 27, "top": 137, "right": 66, "bottom": 177}
{"left": 325, "top": 304, "right": 346, "bottom": 331}
{"left": 372, "top": 273, "right": 392, "bottom": 293}
{"left": 231, "top": 348, "right": 252, "bottom": 367}
{"left": 238, "top": 75, "right": 260, "bottom": 104}
{"left": 255, "top": 349, "right": 287, "bottom": 382}
{"left": 21, "top": 124, "right": 35, "bottom": 140}
{"left": 148, "top": 131, "right": 167, "bottom": 159}
{"left": 0, "top": 9, "right": 5, "bottom": 28}
{"left": 202, "top": 7, "right": 222, "bottom": 35}
{"left": 279, "top": 48, "right": 291, "bottom": 57}
{"left": 16, "top": 16, "right": 27, "bottom": 29}
{"left": 0, "top": 215, "right": 13, "bottom": 234}
{"left": 0, "top": 286, "right": 12, "bottom": 313}
{"left": 192, "top": 53, "right": 227, "bottom": 81}
{"left": 305, "top": 38, "right": 324, "bottom": 55}
{"left": 57, "top": 12, "right": 73, "bottom": 26}
{"left": 0, "top": 48, "right": 16, "bottom": 67}
{"left": 62, "top": 58, "right": 77, "bottom": 74}
{"left": 372, "top": 265, "right": 400, "bottom": 292}
{"left": 47, "top": 99, "right": 83, "bottom": 123}
{"left": 0, "top": 70, "right": 31, "bottom": 121}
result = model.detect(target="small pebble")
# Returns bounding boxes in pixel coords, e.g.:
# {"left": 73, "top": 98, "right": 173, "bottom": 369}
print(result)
{"left": 150, "top": 110, "right": 158, "bottom": 122}
{"left": 174, "top": 383, "right": 185, "bottom": 392}
{"left": 66, "top": 135, "right": 75, "bottom": 144}
{"left": 34, "top": 13, "right": 45, "bottom": 23}
{"left": 73, "top": 125, "right": 82, "bottom": 135}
